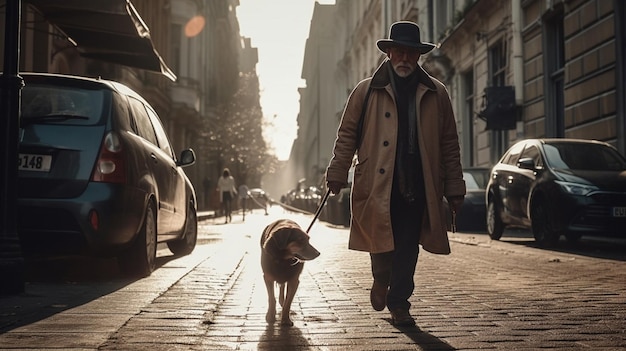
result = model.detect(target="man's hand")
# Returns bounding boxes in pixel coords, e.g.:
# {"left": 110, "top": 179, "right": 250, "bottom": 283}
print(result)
{"left": 327, "top": 181, "right": 345, "bottom": 195}
{"left": 447, "top": 195, "right": 465, "bottom": 212}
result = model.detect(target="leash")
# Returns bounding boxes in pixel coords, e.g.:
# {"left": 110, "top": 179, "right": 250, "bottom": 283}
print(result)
{"left": 306, "top": 189, "right": 331, "bottom": 234}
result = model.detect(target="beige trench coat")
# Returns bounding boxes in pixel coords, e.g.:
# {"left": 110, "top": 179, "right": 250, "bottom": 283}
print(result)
{"left": 326, "top": 60, "right": 466, "bottom": 255}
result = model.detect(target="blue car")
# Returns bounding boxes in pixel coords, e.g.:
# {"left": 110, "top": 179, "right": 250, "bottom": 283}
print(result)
{"left": 18, "top": 73, "right": 198, "bottom": 277}
{"left": 486, "top": 138, "right": 626, "bottom": 247}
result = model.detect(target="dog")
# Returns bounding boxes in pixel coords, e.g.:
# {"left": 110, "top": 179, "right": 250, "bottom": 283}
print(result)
{"left": 260, "top": 219, "right": 320, "bottom": 326}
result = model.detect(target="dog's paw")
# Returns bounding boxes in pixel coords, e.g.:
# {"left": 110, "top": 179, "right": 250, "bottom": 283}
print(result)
{"left": 265, "top": 311, "right": 276, "bottom": 324}
{"left": 280, "top": 311, "right": 294, "bottom": 327}
{"left": 280, "top": 317, "right": 294, "bottom": 327}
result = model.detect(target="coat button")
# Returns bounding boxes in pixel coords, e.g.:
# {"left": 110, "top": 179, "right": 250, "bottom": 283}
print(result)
{"left": 379, "top": 168, "right": 385, "bottom": 174}
{"left": 383, "top": 141, "right": 389, "bottom": 146}
{"left": 385, "top": 112, "right": 391, "bottom": 118}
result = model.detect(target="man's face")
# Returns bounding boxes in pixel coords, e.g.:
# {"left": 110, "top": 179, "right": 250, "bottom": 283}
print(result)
{"left": 387, "top": 46, "right": 421, "bottom": 77}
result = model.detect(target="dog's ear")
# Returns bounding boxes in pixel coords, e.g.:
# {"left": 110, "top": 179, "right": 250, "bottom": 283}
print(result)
{"left": 263, "top": 228, "right": 292, "bottom": 258}
{"left": 264, "top": 228, "right": 292, "bottom": 250}
{"left": 263, "top": 235, "right": 281, "bottom": 259}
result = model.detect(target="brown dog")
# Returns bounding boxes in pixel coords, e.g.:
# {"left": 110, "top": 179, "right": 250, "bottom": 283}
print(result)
{"left": 260, "top": 219, "right": 320, "bottom": 326}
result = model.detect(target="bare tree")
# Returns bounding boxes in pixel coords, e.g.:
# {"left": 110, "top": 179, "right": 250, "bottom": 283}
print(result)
{"left": 204, "top": 72, "right": 278, "bottom": 187}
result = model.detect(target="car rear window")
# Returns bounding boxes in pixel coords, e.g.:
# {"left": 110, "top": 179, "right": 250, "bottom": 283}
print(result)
{"left": 21, "top": 85, "right": 105, "bottom": 125}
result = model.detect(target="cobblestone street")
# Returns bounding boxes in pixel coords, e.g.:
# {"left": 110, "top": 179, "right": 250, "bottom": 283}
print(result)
{"left": 1, "top": 208, "right": 625, "bottom": 350}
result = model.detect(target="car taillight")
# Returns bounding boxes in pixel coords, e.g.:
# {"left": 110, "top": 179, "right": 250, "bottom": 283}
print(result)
{"left": 91, "top": 132, "right": 126, "bottom": 183}
{"left": 89, "top": 210, "right": 99, "bottom": 231}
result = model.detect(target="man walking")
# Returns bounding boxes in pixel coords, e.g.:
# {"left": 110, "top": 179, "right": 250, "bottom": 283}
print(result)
{"left": 326, "top": 21, "right": 466, "bottom": 327}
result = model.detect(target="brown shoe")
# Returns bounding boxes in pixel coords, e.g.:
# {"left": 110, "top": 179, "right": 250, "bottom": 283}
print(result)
{"left": 370, "top": 281, "right": 388, "bottom": 311}
{"left": 390, "top": 309, "right": 416, "bottom": 327}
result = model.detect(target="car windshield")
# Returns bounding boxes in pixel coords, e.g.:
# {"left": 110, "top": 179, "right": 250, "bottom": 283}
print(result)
{"left": 544, "top": 143, "right": 626, "bottom": 171}
{"left": 21, "top": 85, "right": 105, "bottom": 125}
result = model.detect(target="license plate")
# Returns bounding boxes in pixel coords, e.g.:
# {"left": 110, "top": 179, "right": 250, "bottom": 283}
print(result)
{"left": 18, "top": 154, "right": 52, "bottom": 172}
{"left": 612, "top": 207, "right": 626, "bottom": 217}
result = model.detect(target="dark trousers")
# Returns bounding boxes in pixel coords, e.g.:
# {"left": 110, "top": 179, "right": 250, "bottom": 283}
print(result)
{"left": 222, "top": 192, "right": 233, "bottom": 219}
{"left": 370, "top": 191, "right": 424, "bottom": 311}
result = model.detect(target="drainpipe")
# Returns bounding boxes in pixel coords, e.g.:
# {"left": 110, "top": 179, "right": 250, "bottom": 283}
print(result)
{"left": 512, "top": 0, "right": 524, "bottom": 139}
{"left": 616, "top": 0, "right": 625, "bottom": 154}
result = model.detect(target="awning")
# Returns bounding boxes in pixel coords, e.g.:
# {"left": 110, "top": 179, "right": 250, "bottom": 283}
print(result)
{"left": 25, "top": 0, "right": 176, "bottom": 81}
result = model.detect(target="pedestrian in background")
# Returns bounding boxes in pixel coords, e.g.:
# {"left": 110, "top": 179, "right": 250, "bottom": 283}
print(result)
{"left": 325, "top": 21, "right": 466, "bottom": 327}
{"left": 238, "top": 183, "right": 250, "bottom": 221}
{"left": 217, "top": 168, "right": 237, "bottom": 223}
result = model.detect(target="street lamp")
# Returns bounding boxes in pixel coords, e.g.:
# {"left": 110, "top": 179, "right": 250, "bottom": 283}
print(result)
{"left": 0, "top": 0, "right": 25, "bottom": 295}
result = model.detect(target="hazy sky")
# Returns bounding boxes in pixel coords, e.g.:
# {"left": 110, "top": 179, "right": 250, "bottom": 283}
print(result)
{"left": 237, "top": 0, "right": 335, "bottom": 161}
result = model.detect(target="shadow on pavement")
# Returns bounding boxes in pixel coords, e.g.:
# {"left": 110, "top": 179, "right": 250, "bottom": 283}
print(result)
{"left": 454, "top": 228, "right": 626, "bottom": 262}
{"left": 387, "top": 321, "right": 456, "bottom": 350}
{"left": 516, "top": 236, "right": 626, "bottom": 261}
{"left": 257, "top": 324, "right": 310, "bottom": 350}
{"left": 0, "top": 256, "right": 128, "bottom": 333}
{"left": 0, "top": 251, "right": 185, "bottom": 333}
{"left": 494, "top": 229, "right": 626, "bottom": 262}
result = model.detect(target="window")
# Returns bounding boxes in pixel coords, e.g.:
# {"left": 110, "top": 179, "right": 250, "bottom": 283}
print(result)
{"left": 489, "top": 40, "right": 507, "bottom": 87}
{"left": 128, "top": 97, "right": 158, "bottom": 145}
{"left": 502, "top": 141, "right": 525, "bottom": 165}
{"left": 520, "top": 145, "right": 541, "bottom": 168}
{"left": 488, "top": 40, "right": 509, "bottom": 163}
{"left": 461, "top": 70, "right": 475, "bottom": 165}
{"left": 544, "top": 11, "right": 565, "bottom": 137}
{"left": 170, "top": 23, "right": 182, "bottom": 75}
{"left": 545, "top": 143, "right": 626, "bottom": 171}
{"left": 21, "top": 85, "right": 105, "bottom": 125}
{"left": 146, "top": 107, "right": 174, "bottom": 158}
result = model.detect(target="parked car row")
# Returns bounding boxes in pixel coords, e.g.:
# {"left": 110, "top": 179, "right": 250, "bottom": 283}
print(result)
{"left": 281, "top": 184, "right": 323, "bottom": 214}
{"left": 17, "top": 73, "right": 198, "bottom": 277}
{"left": 317, "top": 138, "right": 626, "bottom": 248}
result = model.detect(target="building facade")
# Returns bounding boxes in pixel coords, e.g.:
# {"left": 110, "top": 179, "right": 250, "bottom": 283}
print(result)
{"left": 434, "top": 0, "right": 626, "bottom": 166}
{"left": 291, "top": 0, "right": 625, "bottom": 187}
{"left": 290, "top": 3, "right": 339, "bottom": 188}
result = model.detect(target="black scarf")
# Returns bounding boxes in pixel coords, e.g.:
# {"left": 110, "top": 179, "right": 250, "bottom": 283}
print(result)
{"left": 388, "top": 65, "right": 424, "bottom": 204}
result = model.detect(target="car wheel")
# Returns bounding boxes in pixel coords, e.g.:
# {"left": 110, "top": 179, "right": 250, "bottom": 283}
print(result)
{"left": 118, "top": 203, "right": 157, "bottom": 277}
{"left": 167, "top": 205, "right": 197, "bottom": 256}
{"left": 530, "top": 199, "right": 560, "bottom": 247}
{"left": 487, "top": 201, "right": 504, "bottom": 240}
{"left": 565, "top": 232, "right": 582, "bottom": 243}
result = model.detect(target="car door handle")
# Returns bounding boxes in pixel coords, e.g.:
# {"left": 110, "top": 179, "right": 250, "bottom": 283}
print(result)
{"left": 150, "top": 153, "right": 157, "bottom": 163}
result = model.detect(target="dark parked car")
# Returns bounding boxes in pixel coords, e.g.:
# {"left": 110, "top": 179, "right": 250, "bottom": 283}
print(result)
{"left": 18, "top": 73, "right": 198, "bottom": 276}
{"left": 486, "top": 138, "right": 626, "bottom": 246}
{"left": 323, "top": 186, "right": 351, "bottom": 227}
{"left": 247, "top": 188, "right": 270, "bottom": 212}
{"left": 283, "top": 185, "right": 323, "bottom": 213}
{"left": 444, "top": 167, "right": 490, "bottom": 232}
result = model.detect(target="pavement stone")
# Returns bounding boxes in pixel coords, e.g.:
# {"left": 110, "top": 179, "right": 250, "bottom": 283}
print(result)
{"left": 1, "top": 208, "right": 625, "bottom": 350}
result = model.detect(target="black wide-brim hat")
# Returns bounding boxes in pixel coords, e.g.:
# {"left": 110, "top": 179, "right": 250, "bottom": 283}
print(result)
{"left": 376, "top": 21, "right": 436, "bottom": 54}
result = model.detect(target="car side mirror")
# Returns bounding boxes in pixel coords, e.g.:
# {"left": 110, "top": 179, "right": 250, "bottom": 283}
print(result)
{"left": 177, "top": 148, "right": 196, "bottom": 167}
{"left": 517, "top": 157, "right": 535, "bottom": 170}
